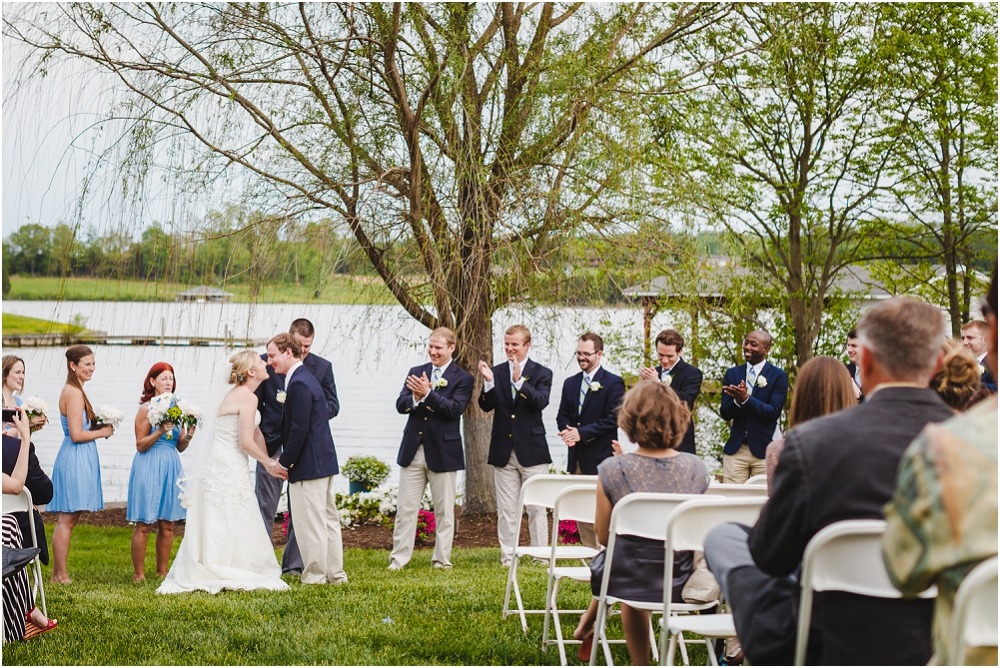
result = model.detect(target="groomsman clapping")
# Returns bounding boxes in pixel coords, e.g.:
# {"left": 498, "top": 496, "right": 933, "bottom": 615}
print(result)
{"left": 388, "top": 328, "right": 473, "bottom": 571}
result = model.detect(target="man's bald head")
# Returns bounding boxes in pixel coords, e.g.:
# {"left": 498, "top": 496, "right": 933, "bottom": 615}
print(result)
{"left": 742, "top": 330, "right": 773, "bottom": 365}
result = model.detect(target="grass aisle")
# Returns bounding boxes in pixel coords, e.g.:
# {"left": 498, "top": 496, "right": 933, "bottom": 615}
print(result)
{"left": 4, "top": 524, "right": 706, "bottom": 665}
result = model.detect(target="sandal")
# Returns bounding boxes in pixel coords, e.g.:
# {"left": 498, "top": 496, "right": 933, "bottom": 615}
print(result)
{"left": 22, "top": 618, "right": 58, "bottom": 640}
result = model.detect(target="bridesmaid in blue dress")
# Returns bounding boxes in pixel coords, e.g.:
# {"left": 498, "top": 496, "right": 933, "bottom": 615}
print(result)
{"left": 128, "top": 363, "right": 195, "bottom": 582}
{"left": 50, "top": 345, "right": 115, "bottom": 583}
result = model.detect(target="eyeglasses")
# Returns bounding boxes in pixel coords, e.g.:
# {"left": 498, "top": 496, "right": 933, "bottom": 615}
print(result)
{"left": 575, "top": 351, "right": 599, "bottom": 358}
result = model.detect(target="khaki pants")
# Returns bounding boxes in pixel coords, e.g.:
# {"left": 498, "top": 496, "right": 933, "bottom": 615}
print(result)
{"left": 288, "top": 475, "right": 346, "bottom": 585}
{"left": 389, "top": 446, "right": 457, "bottom": 569}
{"left": 494, "top": 450, "right": 549, "bottom": 566}
{"left": 722, "top": 444, "right": 766, "bottom": 484}
{"left": 573, "top": 462, "right": 598, "bottom": 549}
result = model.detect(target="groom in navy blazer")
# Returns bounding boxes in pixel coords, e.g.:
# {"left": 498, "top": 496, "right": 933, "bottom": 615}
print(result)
{"left": 478, "top": 324, "right": 554, "bottom": 566}
{"left": 255, "top": 318, "right": 340, "bottom": 574}
{"left": 720, "top": 330, "right": 789, "bottom": 483}
{"left": 268, "top": 333, "right": 346, "bottom": 585}
{"left": 389, "top": 327, "right": 474, "bottom": 571}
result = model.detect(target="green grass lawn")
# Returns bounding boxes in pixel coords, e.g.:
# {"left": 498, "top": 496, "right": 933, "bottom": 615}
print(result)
{"left": 3, "top": 524, "right": 708, "bottom": 665}
{"left": 2, "top": 313, "right": 87, "bottom": 335}
{"left": 6, "top": 276, "right": 396, "bottom": 305}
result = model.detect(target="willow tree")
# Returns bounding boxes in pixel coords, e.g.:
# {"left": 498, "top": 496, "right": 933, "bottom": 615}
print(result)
{"left": 5, "top": 2, "right": 728, "bottom": 512}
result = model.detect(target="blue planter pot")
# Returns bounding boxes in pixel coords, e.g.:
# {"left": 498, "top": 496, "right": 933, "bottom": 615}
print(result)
{"left": 349, "top": 480, "right": 372, "bottom": 495}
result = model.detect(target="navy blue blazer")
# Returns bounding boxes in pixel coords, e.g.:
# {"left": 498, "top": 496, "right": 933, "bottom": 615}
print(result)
{"left": 396, "top": 362, "right": 474, "bottom": 473}
{"left": 277, "top": 365, "right": 339, "bottom": 483}
{"left": 478, "top": 359, "right": 553, "bottom": 468}
{"left": 720, "top": 361, "right": 789, "bottom": 459}
{"left": 556, "top": 366, "right": 625, "bottom": 474}
{"left": 257, "top": 352, "right": 339, "bottom": 455}
{"left": 981, "top": 366, "right": 997, "bottom": 392}
{"left": 658, "top": 360, "right": 703, "bottom": 455}
{"left": 2, "top": 435, "right": 52, "bottom": 564}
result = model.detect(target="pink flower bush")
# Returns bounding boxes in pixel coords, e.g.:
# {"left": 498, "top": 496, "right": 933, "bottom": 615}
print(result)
{"left": 558, "top": 519, "right": 581, "bottom": 545}
{"left": 416, "top": 509, "right": 436, "bottom": 541}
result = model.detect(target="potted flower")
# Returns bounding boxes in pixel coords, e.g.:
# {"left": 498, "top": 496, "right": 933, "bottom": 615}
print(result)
{"left": 342, "top": 456, "right": 391, "bottom": 494}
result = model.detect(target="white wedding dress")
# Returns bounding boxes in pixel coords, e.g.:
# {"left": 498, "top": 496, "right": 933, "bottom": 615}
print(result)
{"left": 157, "top": 412, "right": 288, "bottom": 594}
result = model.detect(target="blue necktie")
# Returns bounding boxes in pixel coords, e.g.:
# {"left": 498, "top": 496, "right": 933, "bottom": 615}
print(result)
{"left": 579, "top": 375, "right": 591, "bottom": 412}
{"left": 510, "top": 373, "right": 517, "bottom": 400}
{"left": 432, "top": 367, "right": 441, "bottom": 389}
{"left": 747, "top": 365, "right": 757, "bottom": 393}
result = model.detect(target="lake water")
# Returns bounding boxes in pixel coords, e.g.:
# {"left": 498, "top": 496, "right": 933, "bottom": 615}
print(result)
{"left": 1, "top": 300, "right": 710, "bottom": 503}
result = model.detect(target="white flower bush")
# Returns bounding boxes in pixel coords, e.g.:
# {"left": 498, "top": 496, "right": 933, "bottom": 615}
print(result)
{"left": 335, "top": 484, "right": 433, "bottom": 528}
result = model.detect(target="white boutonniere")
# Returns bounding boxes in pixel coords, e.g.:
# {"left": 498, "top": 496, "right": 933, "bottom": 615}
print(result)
{"left": 276, "top": 391, "right": 287, "bottom": 404}
{"left": 589, "top": 381, "right": 602, "bottom": 391}
{"left": 979, "top": 364, "right": 987, "bottom": 375}
{"left": 755, "top": 375, "right": 768, "bottom": 388}
{"left": 433, "top": 377, "right": 448, "bottom": 389}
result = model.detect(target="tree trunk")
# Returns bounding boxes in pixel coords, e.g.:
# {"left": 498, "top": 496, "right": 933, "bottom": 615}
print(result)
{"left": 456, "top": 308, "right": 495, "bottom": 515}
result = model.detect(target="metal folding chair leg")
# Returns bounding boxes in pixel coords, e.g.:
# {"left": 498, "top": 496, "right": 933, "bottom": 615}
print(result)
{"left": 503, "top": 556, "right": 530, "bottom": 633}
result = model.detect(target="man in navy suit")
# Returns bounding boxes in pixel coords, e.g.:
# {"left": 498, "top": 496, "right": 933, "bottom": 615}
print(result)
{"left": 478, "top": 324, "right": 554, "bottom": 566}
{"left": 639, "top": 328, "right": 703, "bottom": 455}
{"left": 389, "top": 327, "right": 474, "bottom": 571}
{"left": 267, "top": 333, "right": 346, "bottom": 585}
{"left": 556, "top": 332, "right": 625, "bottom": 547}
{"left": 255, "top": 318, "right": 340, "bottom": 574}
{"left": 845, "top": 328, "right": 864, "bottom": 401}
{"left": 961, "top": 320, "right": 997, "bottom": 392}
{"left": 720, "top": 330, "right": 789, "bottom": 483}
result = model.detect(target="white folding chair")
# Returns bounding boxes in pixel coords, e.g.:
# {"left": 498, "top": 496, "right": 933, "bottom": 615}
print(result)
{"left": 794, "top": 520, "right": 937, "bottom": 665}
{"left": 706, "top": 483, "right": 768, "bottom": 498}
{"left": 590, "top": 493, "right": 716, "bottom": 667}
{"left": 2, "top": 488, "right": 48, "bottom": 617}
{"left": 659, "top": 497, "right": 768, "bottom": 666}
{"left": 949, "top": 555, "right": 998, "bottom": 665}
{"left": 744, "top": 474, "right": 767, "bottom": 485}
{"left": 503, "top": 475, "right": 600, "bottom": 633}
{"left": 541, "top": 485, "right": 600, "bottom": 665}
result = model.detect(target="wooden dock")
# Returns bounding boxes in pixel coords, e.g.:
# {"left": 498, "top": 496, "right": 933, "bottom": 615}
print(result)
{"left": 2, "top": 331, "right": 268, "bottom": 348}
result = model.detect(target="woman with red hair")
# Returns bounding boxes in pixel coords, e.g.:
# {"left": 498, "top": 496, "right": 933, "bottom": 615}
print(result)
{"left": 127, "top": 363, "right": 195, "bottom": 582}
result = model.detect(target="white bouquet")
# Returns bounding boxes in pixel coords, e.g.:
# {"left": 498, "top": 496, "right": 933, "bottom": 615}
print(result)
{"left": 21, "top": 396, "right": 49, "bottom": 419}
{"left": 93, "top": 405, "right": 124, "bottom": 430}
{"left": 176, "top": 399, "right": 203, "bottom": 429}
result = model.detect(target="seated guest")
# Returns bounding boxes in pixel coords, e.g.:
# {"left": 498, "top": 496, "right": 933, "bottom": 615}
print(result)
{"left": 764, "top": 356, "right": 855, "bottom": 491}
{"left": 930, "top": 339, "right": 982, "bottom": 411}
{"left": 572, "top": 380, "right": 709, "bottom": 665}
{"left": 884, "top": 266, "right": 999, "bottom": 666}
{"left": 1, "top": 410, "right": 54, "bottom": 567}
{"left": 3, "top": 409, "right": 57, "bottom": 642}
{"left": 704, "top": 297, "right": 953, "bottom": 665}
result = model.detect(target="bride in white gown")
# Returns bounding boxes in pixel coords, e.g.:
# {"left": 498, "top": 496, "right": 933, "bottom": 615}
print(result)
{"left": 158, "top": 351, "right": 289, "bottom": 594}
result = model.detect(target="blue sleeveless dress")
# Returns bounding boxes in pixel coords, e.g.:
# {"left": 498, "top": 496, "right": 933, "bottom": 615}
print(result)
{"left": 127, "top": 421, "right": 186, "bottom": 524}
{"left": 48, "top": 412, "right": 103, "bottom": 512}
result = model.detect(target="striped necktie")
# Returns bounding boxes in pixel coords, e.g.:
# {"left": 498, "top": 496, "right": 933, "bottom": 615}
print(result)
{"left": 432, "top": 367, "right": 441, "bottom": 389}
{"left": 579, "top": 375, "right": 591, "bottom": 412}
{"left": 510, "top": 374, "right": 517, "bottom": 400}
{"left": 747, "top": 365, "right": 757, "bottom": 393}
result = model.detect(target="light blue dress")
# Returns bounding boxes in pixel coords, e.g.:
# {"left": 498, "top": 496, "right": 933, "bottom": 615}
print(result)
{"left": 127, "top": 421, "right": 186, "bottom": 524}
{"left": 48, "top": 412, "right": 103, "bottom": 512}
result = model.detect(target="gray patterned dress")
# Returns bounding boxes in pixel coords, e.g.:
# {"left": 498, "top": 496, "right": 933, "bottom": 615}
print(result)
{"left": 591, "top": 452, "right": 709, "bottom": 602}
